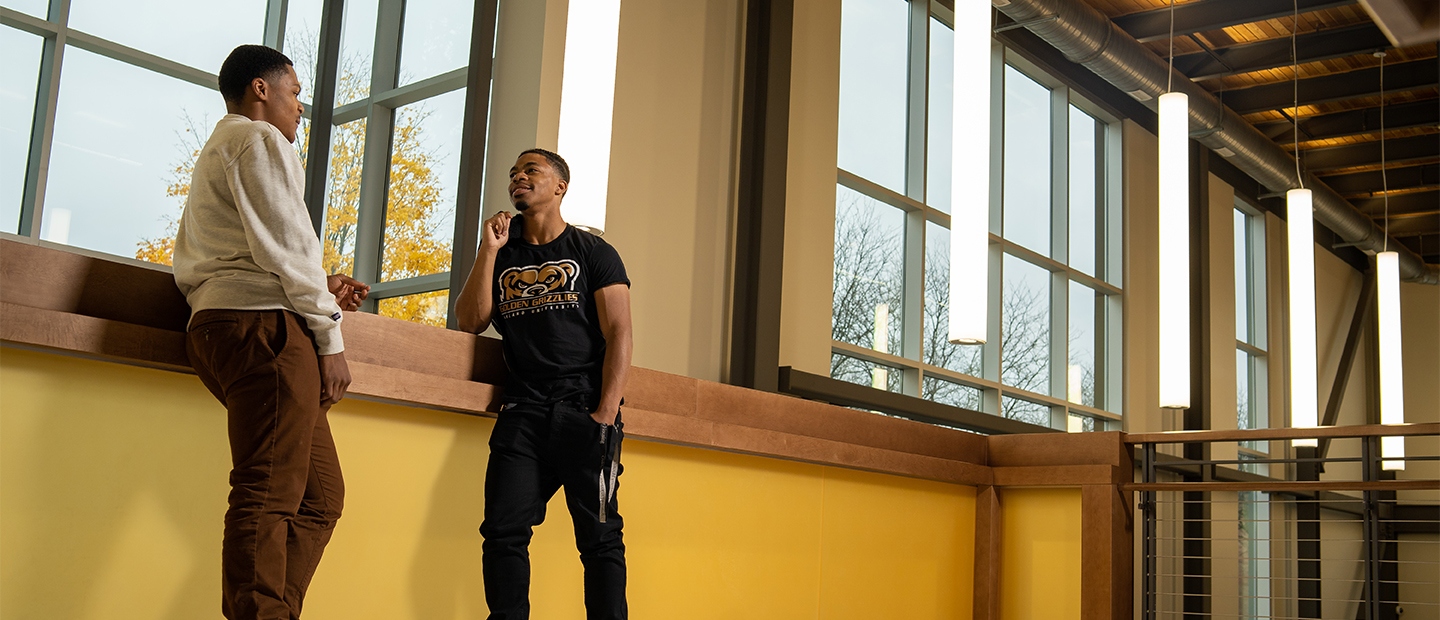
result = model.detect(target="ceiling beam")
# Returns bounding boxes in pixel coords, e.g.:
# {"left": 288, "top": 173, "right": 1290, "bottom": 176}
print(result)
{"left": 1115, "top": 0, "right": 1357, "bottom": 43}
{"left": 1225, "top": 57, "right": 1438, "bottom": 115}
{"left": 1305, "top": 134, "right": 1440, "bottom": 172}
{"left": 1321, "top": 162, "right": 1439, "bottom": 195}
{"left": 1175, "top": 24, "right": 1391, "bottom": 82}
{"left": 1353, "top": 189, "right": 1440, "bottom": 214}
{"left": 1380, "top": 213, "right": 1440, "bottom": 238}
{"left": 1258, "top": 99, "right": 1440, "bottom": 143}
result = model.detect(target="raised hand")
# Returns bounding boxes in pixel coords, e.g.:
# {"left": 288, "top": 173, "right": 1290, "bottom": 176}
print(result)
{"left": 480, "top": 211, "right": 513, "bottom": 255}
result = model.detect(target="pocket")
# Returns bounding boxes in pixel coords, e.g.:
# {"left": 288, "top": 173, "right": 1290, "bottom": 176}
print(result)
{"left": 262, "top": 311, "right": 289, "bottom": 359}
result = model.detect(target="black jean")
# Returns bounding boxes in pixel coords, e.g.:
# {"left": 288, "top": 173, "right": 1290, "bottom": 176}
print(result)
{"left": 480, "top": 401, "right": 626, "bottom": 620}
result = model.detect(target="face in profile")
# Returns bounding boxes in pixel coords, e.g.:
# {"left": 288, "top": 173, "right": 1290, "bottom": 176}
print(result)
{"left": 262, "top": 65, "right": 305, "bottom": 143}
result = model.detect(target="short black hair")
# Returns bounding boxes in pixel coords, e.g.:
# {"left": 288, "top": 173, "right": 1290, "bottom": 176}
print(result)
{"left": 219, "top": 45, "right": 294, "bottom": 104}
{"left": 520, "top": 148, "right": 570, "bottom": 186}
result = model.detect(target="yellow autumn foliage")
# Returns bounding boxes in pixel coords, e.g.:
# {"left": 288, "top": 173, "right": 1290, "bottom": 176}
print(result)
{"left": 137, "top": 63, "right": 453, "bottom": 328}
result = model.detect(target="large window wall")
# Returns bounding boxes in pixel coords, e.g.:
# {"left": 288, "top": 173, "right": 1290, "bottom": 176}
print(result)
{"left": 2, "top": 0, "right": 484, "bottom": 327}
{"left": 831, "top": 0, "right": 1124, "bottom": 432}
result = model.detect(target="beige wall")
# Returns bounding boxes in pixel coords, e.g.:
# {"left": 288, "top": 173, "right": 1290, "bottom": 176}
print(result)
{"left": 1206, "top": 174, "right": 1238, "bottom": 462}
{"left": 1123, "top": 121, "right": 1162, "bottom": 434}
{"left": 779, "top": 0, "right": 842, "bottom": 376}
{"left": 1398, "top": 280, "right": 1440, "bottom": 491}
{"left": 606, "top": 0, "right": 744, "bottom": 382}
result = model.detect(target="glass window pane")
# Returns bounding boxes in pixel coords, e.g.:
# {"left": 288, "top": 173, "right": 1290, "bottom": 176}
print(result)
{"left": 1002, "top": 396, "right": 1050, "bottom": 428}
{"left": 1, "top": 26, "right": 43, "bottom": 233}
{"left": 398, "top": 0, "right": 474, "bottom": 86}
{"left": 837, "top": 0, "right": 908, "bottom": 193}
{"left": 923, "top": 221, "right": 983, "bottom": 375}
{"left": 43, "top": 47, "right": 219, "bottom": 260}
{"left": 1067, "top": 414, "right": 1096, "bottom": 432}
{"left": 6, "top": 0, "right": 49, "bottom": 19}
{"left": 833, "top": 184, "right": 905, "bottom": 352}
{"left": 1235, "top": 208, "right": 1249, "bottom": 343}
{"left": 1068, "top": 281, "right": 1095, "bottom": 407}
{"left": 1001, "top": 253, "right": 1051, "bottom": 395}
{"left": 926, "top": 17, "right": 953, "bottom": 214}
{"left": 923, "top": 375, "right": 982, "bottom": 412}
{"left": 321, "top": 117, "right": 367, "bottom": 275}
{"left": 284, "top": 0, "right": 326, "bottom": 107}
{"left": 1237, "top": 349, "right": 1255, "bottom": 429}
{"left": 69, "top": 0, "right": 267, "bottom": 72}
{"left": 380, "top": 89, "right": 464, "bottom": 281}
{"left": 831, "top": 353, "right": 903, "bottom": 393}
{"left": 1002, "top": 65, "right": 1051, "bottom": 257}
{"left": 378, "top": 289, "right": 449, "bottom": 327}
{"left": 1069, "top": 105, "right": 1097, "bottom": 275}
{"left": 337, "top": 0, "right": 380, "bottom": 105}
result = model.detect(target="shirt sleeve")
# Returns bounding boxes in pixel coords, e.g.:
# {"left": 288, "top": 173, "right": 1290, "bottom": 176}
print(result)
{"left": 587, "top": 239, "right": 630, "bottom": 292}
{"left": 226, "top": 127, "right": 346, "bottom": 355}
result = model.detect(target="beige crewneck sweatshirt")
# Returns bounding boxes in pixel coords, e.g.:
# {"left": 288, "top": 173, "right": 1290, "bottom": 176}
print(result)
{"left": 173, "top": 114, "right": 344, "bottom": 355}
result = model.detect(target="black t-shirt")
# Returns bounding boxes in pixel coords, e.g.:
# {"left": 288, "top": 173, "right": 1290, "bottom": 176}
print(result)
{"left": 491, "top": 216, "right": 629, "bottom": 406}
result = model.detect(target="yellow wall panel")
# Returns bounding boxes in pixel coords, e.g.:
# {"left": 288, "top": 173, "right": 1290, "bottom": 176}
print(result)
{"left": 818, "top": 468, "right": 976, "bottom": 620}
{"left": 1, "top": 348, "right": 977, "bottom": 620}
{"left": 999, "top": 487, "right": 1082, "bottom": 620}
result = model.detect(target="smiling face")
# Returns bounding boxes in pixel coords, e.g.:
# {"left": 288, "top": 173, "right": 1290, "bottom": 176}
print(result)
{"left": 256, "top": 65, "right": 304, "bottom": 143}
{"left": 508, "top": 152, "right": 566, "bottom": 213}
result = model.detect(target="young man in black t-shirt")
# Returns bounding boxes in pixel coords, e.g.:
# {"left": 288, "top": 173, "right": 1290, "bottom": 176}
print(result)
{"left": 456, "top": 148, "right": 633, "bottom": 620}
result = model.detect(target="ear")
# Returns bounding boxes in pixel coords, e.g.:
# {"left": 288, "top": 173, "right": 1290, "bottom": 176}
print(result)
{"left": 555, "top": 178, "right": 567, "bottom": 197}
{"left": 250, "top": 77, "right": 268, "bottom": 102}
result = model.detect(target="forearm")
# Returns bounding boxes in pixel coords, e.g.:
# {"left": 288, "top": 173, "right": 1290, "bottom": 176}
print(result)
{"left": 455, "top": 250, "right": 498, "bottom": 333}
{"left": 595, "top": 326, "right": 632, "bottom": 418}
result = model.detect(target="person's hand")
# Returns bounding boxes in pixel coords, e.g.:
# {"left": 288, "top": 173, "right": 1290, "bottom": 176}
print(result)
{"left": 327, "top": 274, "right": 370, "bottom": 311}
{"left": 319, "top": 352, "right": 351, "bottom": 407}
{"left": 479, "top": 211, "right": 513, "bottom": 255}
{"left": 590, "top": 406, "right": 618, "bottom": 426}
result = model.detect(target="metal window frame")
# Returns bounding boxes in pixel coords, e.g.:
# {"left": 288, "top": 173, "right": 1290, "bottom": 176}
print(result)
{"left": 829, "top": 0, "right": 1126, "bottom": 433}
{"left": 3, "top": 0, "right": 498, "bottom": 326}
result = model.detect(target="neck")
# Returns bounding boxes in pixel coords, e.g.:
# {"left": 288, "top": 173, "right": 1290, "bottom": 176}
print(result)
{"left": 520, "top": 206, "right": 567, "bottom": 245}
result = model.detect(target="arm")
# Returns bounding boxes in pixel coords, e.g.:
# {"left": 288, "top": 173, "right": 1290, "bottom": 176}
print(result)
{"left": 455, "top": 211, "right": 512, "bottom": 333}
{"left": 228, "top": 128, "right": 346, "bottom": 354}
{"left": 591, "top": 283, "right": 633, "bottom": 426}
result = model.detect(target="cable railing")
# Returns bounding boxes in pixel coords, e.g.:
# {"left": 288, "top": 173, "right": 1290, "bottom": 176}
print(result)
{"left": 1128, "top": 423, "right": 1439, "bottom": 620}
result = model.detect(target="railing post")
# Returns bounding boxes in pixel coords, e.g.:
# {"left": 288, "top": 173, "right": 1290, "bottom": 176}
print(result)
{"left": 1142, "top": 442, "right": 1156, "bottom": 620}
{"left": 1296, "top": 446, "right": 1321, "bottom": 619}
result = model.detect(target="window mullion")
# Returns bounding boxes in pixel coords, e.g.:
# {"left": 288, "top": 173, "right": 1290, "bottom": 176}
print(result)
{"left": 352, "top": 0, "right": 405, "bottom": 307}
{"left": 263, "top": 0, "right": 288, "bottom": 50}
{"left": 17, "top": 0, "right": 71, "bottom": 240}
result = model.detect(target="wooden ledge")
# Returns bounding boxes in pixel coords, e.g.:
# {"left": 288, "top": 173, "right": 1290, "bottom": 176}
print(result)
{"left": 1, "top": 238, "right": 998, "bottom": 485}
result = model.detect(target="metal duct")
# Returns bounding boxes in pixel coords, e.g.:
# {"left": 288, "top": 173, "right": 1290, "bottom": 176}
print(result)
{"left": 993, "top": 0, "right": 1439, "bottom": 284}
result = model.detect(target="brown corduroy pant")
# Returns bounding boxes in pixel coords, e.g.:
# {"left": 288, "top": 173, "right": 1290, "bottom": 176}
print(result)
{"left": 186, "top": 309, "right": 344, "bottom": 620}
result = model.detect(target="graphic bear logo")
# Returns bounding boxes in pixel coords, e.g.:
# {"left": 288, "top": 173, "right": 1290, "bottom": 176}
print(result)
{"left": 499, "top": 260, "right": 579, "bottom": 301}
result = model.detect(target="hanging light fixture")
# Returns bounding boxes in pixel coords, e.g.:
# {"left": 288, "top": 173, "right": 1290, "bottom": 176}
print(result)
{"left": 948, "top": 0, "right": 992, "bottom": 345}
{"left": 1287, "top": 2, "right": 1318, "bottom": 447}
{"left": 1374, "top": 51, "right": 1406, "bottom": 470}
{"left": 556, "top": 0, "right": 623, "bottom": 235}
{"left": 1287, "top": 187, "right": 1318, "bottom": 446}
{"left": 1158, "top": 0, "right": 1190, "bottom": 409}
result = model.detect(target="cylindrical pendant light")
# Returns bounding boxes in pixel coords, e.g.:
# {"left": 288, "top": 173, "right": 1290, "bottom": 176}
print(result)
{"left": 556, "top": 0, "right": 623, "bottom": 235}
{"left": 1377, "top": 251, "right": 1406, "bottom": 469}
{"left": 1287, "top": 188, "right": 1318, "bottom": 446}
{"left": 948, "top": 0, "right": 991, "bottom": 345}
{"left": 1158, "top": 91, "right": 1190, "bottom": 409}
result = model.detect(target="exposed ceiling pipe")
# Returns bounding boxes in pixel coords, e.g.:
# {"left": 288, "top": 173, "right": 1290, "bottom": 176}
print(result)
{"left": 990, "top": 0, "right": 1439, "bottom": 284}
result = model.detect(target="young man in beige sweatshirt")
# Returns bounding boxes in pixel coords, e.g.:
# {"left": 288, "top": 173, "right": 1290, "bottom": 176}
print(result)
{"left": 173, "top": 44, "right": 369, "bottom": 620}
